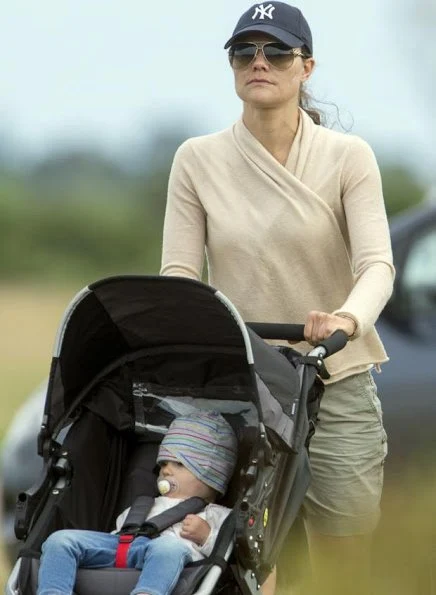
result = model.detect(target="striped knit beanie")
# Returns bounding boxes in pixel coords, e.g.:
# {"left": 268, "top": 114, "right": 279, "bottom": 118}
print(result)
{"left": 157, "top": 411, "right": 238, "bottom": 495}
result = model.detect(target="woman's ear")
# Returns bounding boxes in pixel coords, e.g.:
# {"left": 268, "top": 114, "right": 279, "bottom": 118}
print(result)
{"left": 301, "top": 57, "right": 315, "bottom": 82}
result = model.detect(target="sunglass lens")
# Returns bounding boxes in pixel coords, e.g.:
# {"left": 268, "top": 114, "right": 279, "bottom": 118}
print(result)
{"left": 263, "top": 44, "right": 294, "bottom": 69}
{"left": 229, "top": 44, "right": 257, "bottom": 69}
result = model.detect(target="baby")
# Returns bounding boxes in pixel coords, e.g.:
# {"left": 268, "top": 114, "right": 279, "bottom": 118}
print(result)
{"left": 37, "top": 410, "right": 238, "bottom": 595}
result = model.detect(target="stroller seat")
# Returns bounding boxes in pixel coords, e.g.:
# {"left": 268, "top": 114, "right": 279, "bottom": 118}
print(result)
{"left": 18, "top": 405, "right": 259, "bottom": 595}
{"left": 23, "top": 562, "right": 217, "bottom": 595}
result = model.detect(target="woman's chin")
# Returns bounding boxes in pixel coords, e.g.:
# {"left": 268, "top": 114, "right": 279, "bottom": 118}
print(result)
{"left": 239, "top": 90, "right": 280, "bottom": 109}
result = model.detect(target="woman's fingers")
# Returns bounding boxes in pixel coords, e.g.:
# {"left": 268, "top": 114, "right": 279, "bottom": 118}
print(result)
{"left": 304, "top": 310, "right": 327, "bottom": 344}
{"left": 304, "top": 311, "right": 355, "bottom": 344}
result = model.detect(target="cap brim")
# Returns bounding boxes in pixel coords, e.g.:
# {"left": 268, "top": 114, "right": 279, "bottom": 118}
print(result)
{"left": 224, "top": 25, "right": 304, "bottom": 49}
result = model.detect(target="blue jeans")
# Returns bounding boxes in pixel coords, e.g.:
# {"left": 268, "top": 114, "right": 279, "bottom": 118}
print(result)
{"left": 37, "top": 529, "right": 193, "bottom": 595}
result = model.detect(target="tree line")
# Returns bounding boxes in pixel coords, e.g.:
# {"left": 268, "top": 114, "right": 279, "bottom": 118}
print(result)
{"left": 0, "top": 137, "right": 427, "bottom": 285}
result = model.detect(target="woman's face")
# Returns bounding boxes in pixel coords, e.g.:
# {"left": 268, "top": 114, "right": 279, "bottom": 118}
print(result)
{"left": 230, "top": 33, "right": 315, "bottom": 110}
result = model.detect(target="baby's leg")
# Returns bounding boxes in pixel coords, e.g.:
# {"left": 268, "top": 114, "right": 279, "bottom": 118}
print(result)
{"left": 129, "top": 536, "right": 193, "bottom": 595}
{"left": 37, "top": 529, "right": 119, "bottom": 595}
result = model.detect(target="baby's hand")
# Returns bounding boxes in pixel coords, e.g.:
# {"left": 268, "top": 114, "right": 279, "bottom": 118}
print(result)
{"left": 180, "top": 514, "right": 211, "bottom": 545}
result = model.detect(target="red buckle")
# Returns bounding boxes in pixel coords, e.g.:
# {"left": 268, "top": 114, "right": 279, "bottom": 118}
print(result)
{"left": 115, "top": 534, "right": 135, "bottom": 568}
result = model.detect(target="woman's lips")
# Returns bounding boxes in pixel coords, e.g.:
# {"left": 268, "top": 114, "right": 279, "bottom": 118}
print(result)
{"left": 247, "top": 79, "right": 273, "bottom": 85}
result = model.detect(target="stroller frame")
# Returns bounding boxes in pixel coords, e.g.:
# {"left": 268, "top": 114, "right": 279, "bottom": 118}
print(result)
{"left": 6, "top": 275, "right": 346, "bottom": 595}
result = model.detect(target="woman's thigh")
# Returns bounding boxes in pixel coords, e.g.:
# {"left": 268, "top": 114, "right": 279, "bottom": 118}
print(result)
{"left": 303, "top": 370, "right": 388, "bottom": 536}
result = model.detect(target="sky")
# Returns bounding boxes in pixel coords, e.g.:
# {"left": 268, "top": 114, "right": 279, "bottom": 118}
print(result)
{"left": 1, "top": 0, "right": 434, "bottom": 180}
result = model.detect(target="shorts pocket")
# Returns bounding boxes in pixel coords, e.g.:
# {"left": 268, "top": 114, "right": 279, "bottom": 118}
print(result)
{"left": 359, "top": 371, "right": 388, "bottom": 462}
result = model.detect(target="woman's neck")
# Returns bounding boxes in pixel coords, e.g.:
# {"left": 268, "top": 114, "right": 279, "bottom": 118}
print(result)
{"left": 242, "top": 104, "right": 300, "bottom": 166}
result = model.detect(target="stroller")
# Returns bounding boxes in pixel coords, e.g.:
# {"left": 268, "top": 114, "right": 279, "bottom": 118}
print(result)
{"left": 6, "top": 275, "right": 347, "bottom": 595}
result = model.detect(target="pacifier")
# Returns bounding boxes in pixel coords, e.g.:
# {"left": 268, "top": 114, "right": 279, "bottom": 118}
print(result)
{"left": 157, "top": 478, "right": 178, "bottom": 495}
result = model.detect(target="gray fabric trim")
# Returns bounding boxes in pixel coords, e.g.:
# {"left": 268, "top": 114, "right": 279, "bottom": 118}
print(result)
{"left": 215, "top": 290, "right": 254, "bottom": 364}
{"left": 256, "top": 374, "right": 295, "bottom": 449}
{"left": 53, "top": 286, "right": 91, "bottom": 357}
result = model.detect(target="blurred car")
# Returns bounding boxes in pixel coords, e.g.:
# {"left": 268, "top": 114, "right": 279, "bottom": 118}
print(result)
{"left": 1, "top": 384, "right": 45, "bottom": 563}
{"left": 374, "top": 200, "right": 436, "bottom": 462}
{"left": 1, "top": 200, "right": 436, "bottom": 564}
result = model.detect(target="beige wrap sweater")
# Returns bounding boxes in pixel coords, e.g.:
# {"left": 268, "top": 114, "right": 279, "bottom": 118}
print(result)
{"left": 161, "top": 109, "right": 395, "bottom": 382}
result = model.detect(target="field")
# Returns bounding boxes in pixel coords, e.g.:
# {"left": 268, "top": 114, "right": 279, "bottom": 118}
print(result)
{"left": 0, "top": 284, "right": 76, "bottom": 438}
{"left": 0, "top": 282, "right": 77, "bottom": 587}
{"left": 1, "top": 284, "right": 435, "bottom": 593}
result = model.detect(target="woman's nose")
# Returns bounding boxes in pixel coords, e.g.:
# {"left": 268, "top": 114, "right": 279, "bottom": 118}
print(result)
{"left": 252, "top": 48, "right": 268, "bottom": 69}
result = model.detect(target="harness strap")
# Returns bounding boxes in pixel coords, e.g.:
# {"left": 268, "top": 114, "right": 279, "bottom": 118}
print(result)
{"left": 115, "top": 495, "right": 155, "bottom": 569}
{"left": 115, "top": 495, "right": 206, "bottom": 568}
{"left": 119, "top": 495, "right": 155, "bottom": 533}
{"left": 139, "top": 496, "right": 206, "bottom": 537}
{"left": 115, "top": 534, "right": 135, "bottom": 568}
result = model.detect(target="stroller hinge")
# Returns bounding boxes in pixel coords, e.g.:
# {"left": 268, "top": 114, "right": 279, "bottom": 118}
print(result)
{"left": 297, "top": 354, "right": 330, "bottom": 379}
{"left": 38, "top": 425, "right": 50, "bottom": 460}
{"left": 49, "top": 451, "right": 73, "bottom": 492}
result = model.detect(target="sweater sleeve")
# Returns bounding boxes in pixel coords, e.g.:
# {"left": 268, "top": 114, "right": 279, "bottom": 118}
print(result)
{"left": 333, "top": 137, "right": 395, "bottom": 337}
{"left": 160, "top": 141, "right": 206, "bottom": 280}
{"left": 191, "top": 504, "right": 231, "bottom": 558}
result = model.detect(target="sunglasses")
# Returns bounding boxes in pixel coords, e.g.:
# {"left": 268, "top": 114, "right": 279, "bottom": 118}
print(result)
{"left": 228, "top": 41, "right": 306, "bottom": 71}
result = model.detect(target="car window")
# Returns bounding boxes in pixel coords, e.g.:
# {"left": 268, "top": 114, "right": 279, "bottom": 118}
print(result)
{"left": 402, "top": 227, "right": 436, "bottom": 337}
{"left": 403, "top": 229, "right": 436, "bottom": 296}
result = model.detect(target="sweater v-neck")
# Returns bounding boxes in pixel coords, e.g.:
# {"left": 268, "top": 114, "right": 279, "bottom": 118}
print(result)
{"left": 237, "top": 108, "right": 314, "bottom": 179}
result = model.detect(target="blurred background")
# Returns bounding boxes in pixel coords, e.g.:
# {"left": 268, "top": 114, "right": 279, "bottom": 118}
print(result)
{"left": 1, "top": 0, "right": 435, "bottom": 592}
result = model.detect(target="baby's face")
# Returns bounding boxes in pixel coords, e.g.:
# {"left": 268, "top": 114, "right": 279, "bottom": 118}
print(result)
{"left": 158, "top": 461, "right": 214, "bottom": 500}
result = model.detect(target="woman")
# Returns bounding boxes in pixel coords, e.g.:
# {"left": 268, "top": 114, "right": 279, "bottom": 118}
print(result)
{"left": 160, "top": 2, "right": 394, "bottom": 594}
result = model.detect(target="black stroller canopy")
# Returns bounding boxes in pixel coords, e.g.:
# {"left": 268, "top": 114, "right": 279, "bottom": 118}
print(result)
{"left": 56, "top": 276, "right": 245, "bottom": 387}
{"left": 44, "top": 276, "right": 301, "bottom": 449}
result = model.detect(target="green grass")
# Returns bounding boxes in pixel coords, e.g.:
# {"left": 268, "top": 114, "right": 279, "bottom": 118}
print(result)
{"left": 274, "top": 463, "right": 436, "bottom": 594}
{"left": 0, "top": 283, "right": 75, "bottom": 440}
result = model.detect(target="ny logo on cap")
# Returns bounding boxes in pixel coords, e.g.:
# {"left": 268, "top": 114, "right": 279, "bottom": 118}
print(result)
{"left": 252, "top": 3, "right": 275, "bottom": 20}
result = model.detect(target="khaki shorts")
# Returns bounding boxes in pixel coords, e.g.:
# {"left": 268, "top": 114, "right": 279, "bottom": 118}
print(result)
{"left": 303, "top": 370, "right": 388, "bottom": 536}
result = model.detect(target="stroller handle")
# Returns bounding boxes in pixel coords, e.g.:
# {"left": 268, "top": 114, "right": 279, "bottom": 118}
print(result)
{"left": 246, "top": 322, "right": 348, "bottom": 357}
{"left": 246, "top": 322, "right": 305, "bottom": 341}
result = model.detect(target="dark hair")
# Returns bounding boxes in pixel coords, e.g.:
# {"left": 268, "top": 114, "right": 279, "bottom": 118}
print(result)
{"left": 299, "top": 81, "right": 351, "bottom": 131}
{"left": 299, "top": 84, "right": 324, "bottom": 126}
{"left": 296, "top": 50, "right": 324, "bottom": 126}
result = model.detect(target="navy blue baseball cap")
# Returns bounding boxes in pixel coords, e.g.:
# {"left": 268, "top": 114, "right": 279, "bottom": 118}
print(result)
{"left": 224, "top": 2, "right": 313, "bottom": 55}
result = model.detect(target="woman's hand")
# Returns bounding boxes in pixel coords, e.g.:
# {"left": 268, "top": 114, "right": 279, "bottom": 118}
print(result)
{"left": 180, "top": 514, "right": 211, "bottom": 545}
{"left": 304, "top": 311, "right": 356, "bottom": 345}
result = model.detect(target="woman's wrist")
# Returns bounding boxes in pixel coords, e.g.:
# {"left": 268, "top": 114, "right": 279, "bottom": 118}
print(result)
{"left": 335, "top": 313, "right": 358, "bottom": 338}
